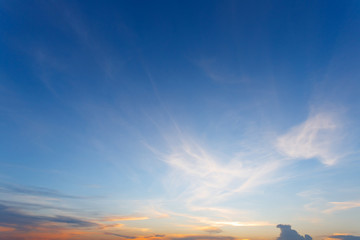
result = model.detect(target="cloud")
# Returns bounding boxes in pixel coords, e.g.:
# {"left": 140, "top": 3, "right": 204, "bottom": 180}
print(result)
{"left": 277, "top": 224, "right": 312, "bottom": 240}
{"left": 0, "top": 183, "right": 85, "bottom": 199}
{"left": 157, "top": 134, "right": 282, "bottom": 206}
{"left": 104, "top": 216, "right": 149, "bottom": 221}
{"left": 99, "top": 223, "right": 124, "bottom": 229}
{"left": 276, "top": 112, "right": 343, "bottom": 165}
{"left": 214, "top": 221, "right": 273, "bottom": 227}
{"left": 197, "top": 226, "right": 223, "bottom": 234}
{"left": 0, "top": 203, "right": 98, "bottom": 231}
{"left": 0, "top": 199, "right": 71, "bottom": 212}
{"left": 105, "top": 232, "right": 137, "bottom": 239}
{"left": 324, "top": 201, "right": 360, "bottom": 213}
{"left": 329, "top": 235, "right": 360, "bottom": 240}
{"left": 146, "top": 125, "right": 283, "bottom": 228}
{"left": 170, "top": 236, "right": 236, "bottom": 240}
{"left": 0, "top": 226, "right": 15, "bottom": 232}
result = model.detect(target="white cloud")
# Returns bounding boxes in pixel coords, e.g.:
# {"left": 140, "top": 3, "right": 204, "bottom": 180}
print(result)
{"left": 159, "top": 135, "right": 282, "bottom": 206}
{"left": 145, "top": 129, "right": 282, "bottom": 227}
{"left": 276, "top": 112, "right": 343, "bottom": 165}
{"left": 213, "top": 221, "right": 274, "bottom": 227}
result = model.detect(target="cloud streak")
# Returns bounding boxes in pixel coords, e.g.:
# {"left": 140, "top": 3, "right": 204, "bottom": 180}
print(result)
{"left": 105, "top": 232, "right": 137, "bottom": 239}
{"left": 329, "top": 234, "right": 360, "bottom": 240}
{"left": 324, "top": 201, "right": 360, "bottom": 213}
{"left": 0, "top": 183, "right": 85, "bottom": 199}
{"left": 104, "top": 216, "right": 150, "bottom": 222}
{"left": 157, "top": 134, "right": 282, "bottom": 206}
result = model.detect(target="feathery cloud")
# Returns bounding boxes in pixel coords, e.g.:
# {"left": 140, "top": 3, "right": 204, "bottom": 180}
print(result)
{"left": 276, "top": 112, "right": 343, "bottom": 165}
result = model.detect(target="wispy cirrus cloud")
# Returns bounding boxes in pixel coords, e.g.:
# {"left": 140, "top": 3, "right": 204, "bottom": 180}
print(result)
{"left": 144, "top": 114, "right": 286, "bottom": 228}
{"left": 156, "top": 133, "right": 282, "bottom": 206}
{"left": 0, "top": 183, "right": 85, "bottom": 199}
{"left": 276, "top": 111, "right": 344, "bottom": 165}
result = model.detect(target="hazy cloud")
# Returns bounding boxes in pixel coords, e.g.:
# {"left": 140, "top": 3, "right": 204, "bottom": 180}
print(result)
{"left": 277, "top": 224, "right": 312, "bottom": 240}
{"left": 0, "top": 199, "right": 71, "bottom": 212}
{"left": 154, "top": 235, "right": 166, "bottom": 237}
{"left": 198, "top": 226, "right": 223, "bottom": 234}
{"left": 105, "top": 232, "right": 137, "bottom": 239}
{"left": 0, "top": 183, "right": 84, "bottom": 199}
{"left": 196, "top": 58, "right": 248, "bottom": 84}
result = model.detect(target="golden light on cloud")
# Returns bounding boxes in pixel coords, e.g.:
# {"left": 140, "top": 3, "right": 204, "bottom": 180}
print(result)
{"left": 214, "top": 221, "right": 274, "bottom": 227}
{"left": 99, "top": 223, "right": 124, "bottom": 229}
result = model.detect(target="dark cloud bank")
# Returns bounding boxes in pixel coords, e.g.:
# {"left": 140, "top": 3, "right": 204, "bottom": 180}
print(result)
{"left": 0, "top": 203, "right": 97, "bottom": 231}
{"left": 329, "top": 235, "right": 360, "bottom": 240}
{"left": 277, "top": 224, "right": 312, "bottom": 240}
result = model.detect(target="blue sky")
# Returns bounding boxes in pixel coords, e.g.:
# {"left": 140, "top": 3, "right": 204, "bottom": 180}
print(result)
{"left": 1, "top": 1, "right": 360, "bottom": 240}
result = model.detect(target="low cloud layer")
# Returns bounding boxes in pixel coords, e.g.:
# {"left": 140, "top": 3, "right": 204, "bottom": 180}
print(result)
{"left": 105, "top": 232, "right": 137, "bottom": 239}
{"left": 277, "top": 224, "right": 312, "bottom": 240}
{"left": 0, "top": 203, "right": 97, "bottom": 231}
{"left": 198, "top": 226, "right": 223, "bottom": 234}
{"left": 329, "top": 235, "right": 360, "bottom": 240}
{"left": 171, "top": 236, "right": 235, "bottom": 240}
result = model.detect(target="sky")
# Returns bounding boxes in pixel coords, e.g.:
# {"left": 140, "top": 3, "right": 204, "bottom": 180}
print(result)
{"left": 0, "top": 0, "right": 360, "bottom": 240}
